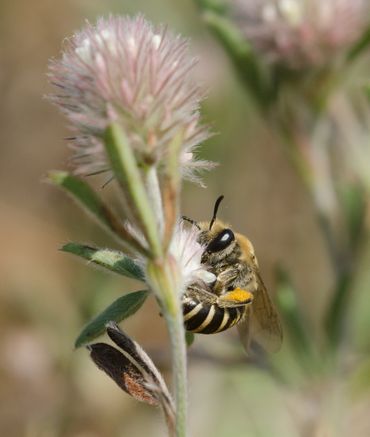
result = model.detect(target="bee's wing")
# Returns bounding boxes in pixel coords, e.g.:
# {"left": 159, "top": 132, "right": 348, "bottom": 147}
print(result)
{"left": 237, "top": 306, "right": 253, "bottom": 353}
{"left": 238, "top": 272, "right": 283, "bottom": 354}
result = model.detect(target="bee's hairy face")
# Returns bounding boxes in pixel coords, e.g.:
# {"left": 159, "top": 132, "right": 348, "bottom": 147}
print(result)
{"left": 197, "top": 220, "right": 239, "bottom": 264}
{"left": 196, "top": 219, "right": 258, "bottom": 269}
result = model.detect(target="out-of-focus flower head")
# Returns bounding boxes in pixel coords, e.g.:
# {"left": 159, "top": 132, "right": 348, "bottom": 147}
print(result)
{"left": 48, "top": 15, "right": 213, "bottom": 183}
{"left": 231, "top": 0, "right": 369, "bottom": 69}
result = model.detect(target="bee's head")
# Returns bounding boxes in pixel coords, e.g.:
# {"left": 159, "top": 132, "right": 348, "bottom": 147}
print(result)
{"left": 182, "top": 195, "right": 258, "bottom": 267}
{"left": 197, "top": 220, "right": 236, "bottom": 262}
{"left": 182, "top": 196, "right": 238, "bottom": 261}
{"left": 193, "top": 195, "right": 236, "bottom": 262}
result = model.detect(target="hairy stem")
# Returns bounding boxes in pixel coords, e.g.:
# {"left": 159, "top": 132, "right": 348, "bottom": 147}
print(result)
{"left": 166, "top": 304, "right": 187, "bottom": 437}
{"left": 147, "top": 258, "right": 187, "bottom": 437}
{"left": 163, "top": 131, "right": 183, "bottom": 250}
{"left": 104, "top": 123, "right": 163, "bottom": 259}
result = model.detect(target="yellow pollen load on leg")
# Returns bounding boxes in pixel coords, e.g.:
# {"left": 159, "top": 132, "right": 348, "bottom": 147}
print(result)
{"left": 218, "top": 288, "right": 253, "bottom": 305}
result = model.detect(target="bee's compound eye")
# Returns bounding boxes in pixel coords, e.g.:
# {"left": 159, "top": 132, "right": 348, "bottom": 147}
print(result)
{"left": 206, "top": 229, "right": 235, "bottom": 253}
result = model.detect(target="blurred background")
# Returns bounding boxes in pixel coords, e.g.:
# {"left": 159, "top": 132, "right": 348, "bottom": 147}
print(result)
{"left": 2, "top": 0, "right": 370, "bottom": 436}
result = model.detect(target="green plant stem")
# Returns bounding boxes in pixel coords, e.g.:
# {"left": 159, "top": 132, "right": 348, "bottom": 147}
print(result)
{"left": 274, "top": 120, "right": 342, "bottom": 273}
{"left": 147, "top": 259, "right": 187, "bottom": 437}
{"left": 273, "top": 119, "right": 364, "bottom": 349}
{"left": 166, "top": 303, "right": 187, "bottom": 437}
{"left": 144, "top": 147, "right": 186, "bottom": 435}
{"left": 202, "top": 10, "right": 273, "bottom": 108}
{"left": 104, "top": 123, "right": 163, "bottom": 259}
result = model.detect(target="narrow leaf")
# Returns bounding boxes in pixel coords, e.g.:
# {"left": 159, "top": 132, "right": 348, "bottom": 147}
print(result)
{"left": 75, "top": 290, "right": 148, "bottom": 347}
{"left": 340, "top": 183, "right": 366, "bottom": 248}
{"left": 348, "top": 26, "right": 370, "bottom": 61}
{"left": 61, "top": 242, "right": 144, "bottom": 280}
{"left": 202, "top": 11, "right": 273, "bottom": 107}
{"left": 48, "top": 170, "right": 111, "bottom": 224}
{"left": 185, "top": 331, "right": 195, "bottom": 347}
{"left": 195, "top": 0, "right": 227, "bottom": 14}
{"left": 325, "top": 272, "right": 351, "bottom": 348}
{"left": 47, "top": 171, "right": 147, "bottom": 255}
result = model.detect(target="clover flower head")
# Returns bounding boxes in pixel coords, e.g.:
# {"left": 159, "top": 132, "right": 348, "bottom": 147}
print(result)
{"left": 169, "top": 222, "right": 216, "bottom": 289}
{"left": 231, "top": 0, "right": 369, "bottom": 68}
{"left": 134, "top": 221, "right": 215, "bottom": 293}
{"left": 48, "top": 15, "right": 213, "bottom": 183}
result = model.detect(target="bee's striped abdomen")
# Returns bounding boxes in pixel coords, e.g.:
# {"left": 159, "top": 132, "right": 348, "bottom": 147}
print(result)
{"left": 183, "top": 299, "right": 245, "bottom": 334}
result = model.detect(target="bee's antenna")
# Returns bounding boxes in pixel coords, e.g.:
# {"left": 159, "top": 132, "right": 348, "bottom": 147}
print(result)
{"left": 181, "top": 216, "right": 201, "bottom": 230}
{"left": 209, "top": 195, "right": 224, "bottom": 230}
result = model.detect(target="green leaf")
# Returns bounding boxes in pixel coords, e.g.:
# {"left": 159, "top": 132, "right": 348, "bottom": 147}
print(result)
{"left": 185, "top": 332, "right": 195, "bottom": 347}
{"left": 75, "top": 290, "right": 149, "bottom": 348}
{"left": 61, "top": 242, "right": 144, "bottom": 280}
{"left": 48, "top": 171, "right": 113, "bottom": 227}
{"left": 195, "top": 0, "right": 227, "bottom": 14}
{"left": 204, "top": 12, "right": 251, "bottom": 58}
{"left": 47, "top": 171, "right": 147, "bottom": 255}
{"left": 324, "top": 272, "right": 351, "bottom": 349}
{"left": 325, "top": 183, "right": 366, "bottom": 349}
{"left": 340, "top": 183, "right": 366, "bottom": 247}
{"left": 328, "top": 234, "right": 370, "bottom": 352}
{"left": 348, "top": 26, "right": 370, "bottom": 61}
{"left": 201, "top": 11, "right": 273, "bottom": 107}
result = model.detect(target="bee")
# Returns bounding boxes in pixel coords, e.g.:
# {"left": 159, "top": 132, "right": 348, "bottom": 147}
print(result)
{"left": 182, "top": 196, "right": 283, "bottom": 353}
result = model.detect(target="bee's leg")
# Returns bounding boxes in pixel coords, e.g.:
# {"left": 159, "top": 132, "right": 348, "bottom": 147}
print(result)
{"left": 212, "top": 266, "right": 244, "bottom": 295}
{"left": 185, "top": 284, "right": 218, "bottom": 305}
{"left": 217, "top": 288, "right": 254, "bottom": 308}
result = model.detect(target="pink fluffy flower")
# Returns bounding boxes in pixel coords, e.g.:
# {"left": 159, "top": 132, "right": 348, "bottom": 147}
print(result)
{"left": 231, "top": 0, "right": 369, "bottom": 69}
{"left": 48, "top": 15, "right": 213, "bottom": 183}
